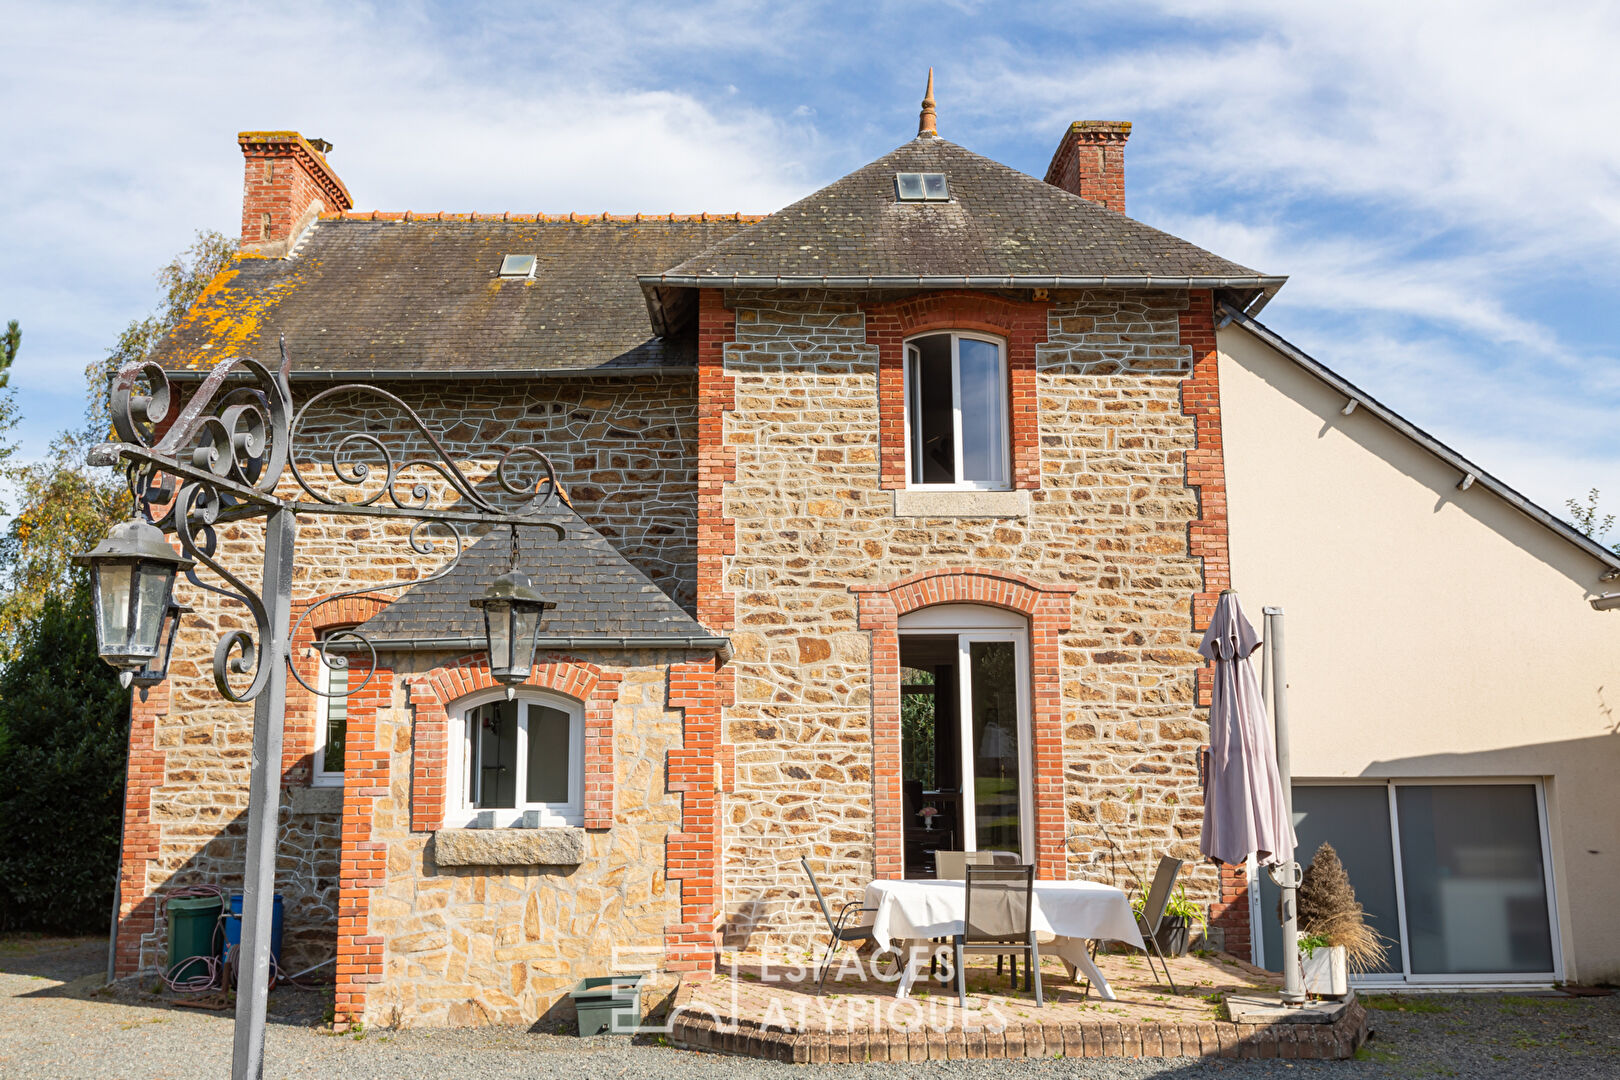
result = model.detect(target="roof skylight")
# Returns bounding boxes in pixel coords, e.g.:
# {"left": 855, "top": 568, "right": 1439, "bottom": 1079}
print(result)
{"left": 499, "top": 254, "right": 537, "bottom": 278}
{"left": 895, "top": 173, "right": 949, "bottom": 202}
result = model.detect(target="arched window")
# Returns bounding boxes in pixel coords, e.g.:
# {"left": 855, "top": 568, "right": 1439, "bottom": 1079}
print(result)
{"left": 903, "top": 332, "right": 1010, "bottom": 489}
{"left": 446, "top": 689, "right": 585, "bottom": 828}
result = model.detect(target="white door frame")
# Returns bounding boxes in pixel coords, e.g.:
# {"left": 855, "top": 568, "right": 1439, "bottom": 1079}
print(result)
{"left": 897, "top": 605, "right": 1033, "bottom": 863}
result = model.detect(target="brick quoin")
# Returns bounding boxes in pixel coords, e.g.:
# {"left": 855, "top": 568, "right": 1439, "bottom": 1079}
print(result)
{"left": 852, "top": 568, "right": 1077, "bottom": 881}
{"left": 404, "top": 654, "right": 621, "bottom": 833}
{"left": 1178, "top": 288, "right": 1248, "bottom": 956}
{"left": 677, "top": 286, "right": 735, "bottom": 977}
{"left": 237, "top": 131, "right": 353, "bottom": 255}
{"left": 863, "top": 292, "right": 1049, "bottom": 491}
{"left": 282, "top": 593, "right": 392, "bottom": 783}
{"left": 695, "top": 289, "right": 737, "bottom": 632}
{"left": 666, "top": 659, "right": 726, "bottom": 977}
{"left": 331, "top": 666, "right": 393, "bottom": 1028}
{"left": 113, "top": 681, "right": 166, "bottom": 978}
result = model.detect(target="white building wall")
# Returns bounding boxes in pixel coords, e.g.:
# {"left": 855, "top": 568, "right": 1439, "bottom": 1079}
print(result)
{"left": 1219, "top": 322, "right": 1620, "bottom": 984}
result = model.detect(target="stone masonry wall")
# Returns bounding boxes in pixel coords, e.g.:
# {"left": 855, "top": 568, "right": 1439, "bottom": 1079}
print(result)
{"left": 359, "top": 649, "right": 688, "bottom": 1028}
{"left": 714, "top": 289, "right": 1219, "bottom": 952}
{"left": 116, "top": 373, "right": 698, "bottom": 977}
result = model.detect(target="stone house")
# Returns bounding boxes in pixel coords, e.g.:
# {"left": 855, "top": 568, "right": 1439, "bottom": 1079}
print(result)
{"left": 116, "top": 92, "right": 1620, "bottom": 1027}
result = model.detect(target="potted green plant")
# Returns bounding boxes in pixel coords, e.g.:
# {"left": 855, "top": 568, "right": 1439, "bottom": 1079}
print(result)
{"left": 1132, "top": 885, "right": 1206, "bottom": 957}
{"left": 1293, "top": 843, "right": 1390, "bottom": 999}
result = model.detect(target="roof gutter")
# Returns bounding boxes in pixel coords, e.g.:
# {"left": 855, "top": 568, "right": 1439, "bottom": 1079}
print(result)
{"left": 1218, "top": 302, "right": 1620, "bottom": 578}
{"left": 640, "top": 273, "right": 1288, "bottom": 291}
{"left": 333, "top": 633, "right": 733, "bottom": 662}
{"left": 641, "top": 274, "right": 1285, "bottom": 337}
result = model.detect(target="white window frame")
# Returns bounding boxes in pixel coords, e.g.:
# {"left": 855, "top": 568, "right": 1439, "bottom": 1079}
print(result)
{"left": 445, "top": 689, "right": 585, "bottom": 828}
{"left": 902, "top": 331, "right": 1011, "bottom": 491}
{"left": 312, "top": 644, "right": 347, "bottom": 787}
{"left": 1254, "top": 777, "right": 1563, "bottom": 988}
{"left": 897, "top": 604, "right": 1034, "bottom": 868}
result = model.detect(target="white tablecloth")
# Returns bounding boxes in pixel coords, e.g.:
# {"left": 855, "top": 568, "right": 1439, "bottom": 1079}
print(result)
{"left": 863, "top": 878, "right": 1145, "bottom": 1001}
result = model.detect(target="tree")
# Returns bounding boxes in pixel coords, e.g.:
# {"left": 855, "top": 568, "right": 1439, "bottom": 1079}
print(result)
{"left": 87, "top": 230, "right": 237, "bottom": 436}
{"left": 0, "top": 233, "right": 237, "bottom": 929}
{"left": 1565, "top": 488, "right": 1614, "bottom": 545}
{"left": 0, "top": 231, "right": 236, "bottom": 661}
{"left": 0, "top": 578, "right": 129, "bottom": 931}
{"left": 1, "top": 320, "right": 18, "bottom": 384}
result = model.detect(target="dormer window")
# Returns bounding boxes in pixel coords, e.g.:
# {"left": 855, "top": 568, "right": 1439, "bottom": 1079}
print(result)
{"left": 904, "top": 332, "right": 1009, "bottom": 489}
{"left": 895, "top": 173, "right": 949, "bottom": 202}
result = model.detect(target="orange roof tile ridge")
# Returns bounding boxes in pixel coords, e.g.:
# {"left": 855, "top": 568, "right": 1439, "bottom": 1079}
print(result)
{"left": 317, "top": 210, "right": 768, "bottom": 223}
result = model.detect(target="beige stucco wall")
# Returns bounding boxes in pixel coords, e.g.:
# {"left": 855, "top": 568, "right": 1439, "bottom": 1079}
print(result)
{"left": 1219, "top": 323, "right": 1620, "bottom": 984}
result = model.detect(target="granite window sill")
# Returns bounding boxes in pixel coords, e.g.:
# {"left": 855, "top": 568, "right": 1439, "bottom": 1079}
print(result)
{"left": 892, "top": 489, "right": 1030, "bottom": 518}
{"left": 288, "top": 785, "right": 344, "bottom": 815}
{"left": 432, "top": 826, "right": 585, "bottom": 867}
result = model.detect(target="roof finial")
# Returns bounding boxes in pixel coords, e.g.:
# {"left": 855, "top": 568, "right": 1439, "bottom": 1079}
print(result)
{"left": 918, "top": 67, "right": 937, "bottom": 137}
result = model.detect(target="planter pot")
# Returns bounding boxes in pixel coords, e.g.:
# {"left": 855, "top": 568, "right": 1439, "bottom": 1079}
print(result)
{"left": 1154, "top": 916, "right": 1194, "bottom": 957}
{"left": 1301, "top": 944, "right": 1348, "bottom": 998}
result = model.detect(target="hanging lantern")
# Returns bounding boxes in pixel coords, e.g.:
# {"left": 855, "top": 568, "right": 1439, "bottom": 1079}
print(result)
{"left": 74, "top": 517, "right": 195, "bottom": 687}
{"left": 130, "top": 601, "right": 192, "bottom": 687}
{"left": 470, "top": 571, "right": 554, "bottom": 695}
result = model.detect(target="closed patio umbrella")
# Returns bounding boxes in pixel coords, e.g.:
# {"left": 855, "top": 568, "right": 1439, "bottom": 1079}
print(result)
{"left": 1198, "top": 588, "right": 1306, "bottom": 1005}
{"left": 1197, "top": 589, "right": 1295, "bottom": 867}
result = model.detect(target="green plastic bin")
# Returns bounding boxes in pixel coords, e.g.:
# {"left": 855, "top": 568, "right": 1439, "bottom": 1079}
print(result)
{"left": 166, "top": 896, "right": 223, "bottom": 979}
{"left": 569, "top": 974, "right": 645, "bottom": 1035}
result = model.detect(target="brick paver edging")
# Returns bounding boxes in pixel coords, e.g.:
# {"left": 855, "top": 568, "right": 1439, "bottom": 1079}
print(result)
{"left": 665, "top": 987, "right": 1369, "bottom": 1063}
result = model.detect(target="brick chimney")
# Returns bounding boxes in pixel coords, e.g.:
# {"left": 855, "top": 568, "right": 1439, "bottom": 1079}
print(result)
{"left": 1044, "top": 121, "right": 1131, "bottom": 215}
{"left": 237, "top": 131, "right": 353, "bottom": 256}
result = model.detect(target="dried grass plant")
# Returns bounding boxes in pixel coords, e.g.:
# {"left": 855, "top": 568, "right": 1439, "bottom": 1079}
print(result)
{"left": 1295, "top": 843, "right": 1391, "bottom": 973}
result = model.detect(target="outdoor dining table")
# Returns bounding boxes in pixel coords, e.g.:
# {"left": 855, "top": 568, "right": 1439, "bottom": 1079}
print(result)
{"left": 863, "top": 877, "right": 1145, "bottom": 1002}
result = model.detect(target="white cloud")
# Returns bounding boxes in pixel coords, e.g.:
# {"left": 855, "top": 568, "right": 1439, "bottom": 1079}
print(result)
{"left": 1, "top": 1, "right": 820, "bottom": 419}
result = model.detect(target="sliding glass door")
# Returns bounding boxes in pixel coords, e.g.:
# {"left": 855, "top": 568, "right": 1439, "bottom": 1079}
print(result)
{"left": 1258, "top": 780, "right": 1560, "bottom": 984}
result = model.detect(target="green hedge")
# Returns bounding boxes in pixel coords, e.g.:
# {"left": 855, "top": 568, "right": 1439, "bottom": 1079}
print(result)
{"left": 0, "top": 578, "right": 129, "bottom": 932}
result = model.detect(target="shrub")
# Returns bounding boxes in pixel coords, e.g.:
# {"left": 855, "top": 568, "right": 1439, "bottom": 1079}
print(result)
{"left": 0, "top": 577, "right": 129, "bottom": 931}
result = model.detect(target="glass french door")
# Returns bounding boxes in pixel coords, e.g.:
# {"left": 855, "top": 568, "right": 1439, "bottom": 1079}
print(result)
{"left": 898, "top": 625, "right": 1033, "bottom": 864}
{"left": 958, "top": 635, "right": 1030, "bottom": 856}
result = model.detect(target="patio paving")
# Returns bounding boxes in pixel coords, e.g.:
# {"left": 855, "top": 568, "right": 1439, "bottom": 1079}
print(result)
{"left": 670, "top": 947, "right": 1370, "bottom": 1062}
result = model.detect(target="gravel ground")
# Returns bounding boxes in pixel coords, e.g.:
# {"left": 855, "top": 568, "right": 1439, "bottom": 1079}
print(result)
{"left": 3, "top": 936, "right": 1617, "bottom": 1079}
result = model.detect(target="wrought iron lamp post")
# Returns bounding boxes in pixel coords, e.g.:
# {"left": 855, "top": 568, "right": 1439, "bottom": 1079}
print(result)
{"left": 79, "top": 342, "right": 565, "bottom": 1080}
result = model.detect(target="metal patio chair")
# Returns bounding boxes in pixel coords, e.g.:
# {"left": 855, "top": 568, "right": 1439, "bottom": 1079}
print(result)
{"left": 952, "top": 863, "right": 1043, "bottom": 1009}
{"left": 800, "top": 856, "right": 878, "bottom": 993}
{"left": 934, "top": 850, "right": 995, "bottom": 881}
{"left": 1100, "top": 854, "right": 1184, "bottom": 995}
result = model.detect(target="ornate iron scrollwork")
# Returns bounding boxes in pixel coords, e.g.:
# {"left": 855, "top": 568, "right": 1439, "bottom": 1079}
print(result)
{"left": 93, "top": 337, "right": 566, "bottom": 703}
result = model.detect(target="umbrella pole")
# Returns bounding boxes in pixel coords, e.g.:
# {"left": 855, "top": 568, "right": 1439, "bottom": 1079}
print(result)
{"left": 1264, "top": 606, "right": 1307, "bottom": 1006}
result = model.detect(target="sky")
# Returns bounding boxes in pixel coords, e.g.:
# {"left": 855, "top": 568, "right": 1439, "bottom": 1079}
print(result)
{"left": 4, "top": 0, "right": 1619, "bottom": 531}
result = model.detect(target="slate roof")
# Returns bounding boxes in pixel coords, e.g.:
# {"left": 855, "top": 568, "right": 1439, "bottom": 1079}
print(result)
{"left": 353, "top": 506, "right": 725, "bottom": 650}
{"left": 643, "top": 136, "right": 1284, "bottom": 301}
{"left": 152, "top": 216, "right": 751, "bottom": 377}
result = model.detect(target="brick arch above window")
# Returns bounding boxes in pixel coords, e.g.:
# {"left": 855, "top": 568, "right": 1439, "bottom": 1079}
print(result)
{"left": 852, "top": 568, "right": 1075, "bottom": 880}
{"left": 405, "top": 653, "right": 621, "bottom": 832}
{"left": 862, "top": 292, "right": 1051, "bottom": 491}
{"left": 283, "top": 592, "right": 394, "bottom": 782}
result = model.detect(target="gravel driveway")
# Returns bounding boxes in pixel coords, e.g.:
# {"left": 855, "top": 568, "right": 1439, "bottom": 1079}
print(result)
{"left": 4, "top": 936, "right": 1616, "bottom": 1078}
